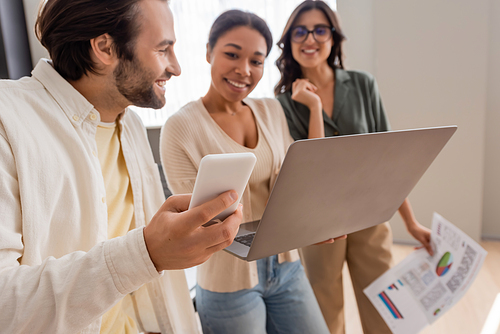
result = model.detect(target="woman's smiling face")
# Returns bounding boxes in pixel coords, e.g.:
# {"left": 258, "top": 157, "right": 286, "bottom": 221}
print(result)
{"left": 207, "top": 26, "right": 267, "bottom": 103}
{"left": 290, "top": 9, "right": 333, "bottom": 70}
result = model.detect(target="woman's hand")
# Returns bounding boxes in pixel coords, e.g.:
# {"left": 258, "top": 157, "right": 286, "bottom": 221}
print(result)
{"left": 291, "top": 79, "right": 322, "bottom": 112}
{"left": 292, "top": 79, "right": 325, "bottom": 139}
{"left": 407, "top": 221, "right": 433, "bottom": 256}
{"left": 313, "top": 234, "right": 347, "bottom": 246}
{"left": 398, "top": 198, "right": 433, "bottom": 255}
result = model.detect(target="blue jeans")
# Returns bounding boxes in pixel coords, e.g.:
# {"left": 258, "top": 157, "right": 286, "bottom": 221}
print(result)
{"left": 195, "top": 256, "right": 330, "bottom": 334}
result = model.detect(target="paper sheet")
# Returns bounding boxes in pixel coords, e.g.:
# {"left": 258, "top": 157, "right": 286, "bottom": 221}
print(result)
{"left": 364, "top": 213, "right": 487, "bottom": 334}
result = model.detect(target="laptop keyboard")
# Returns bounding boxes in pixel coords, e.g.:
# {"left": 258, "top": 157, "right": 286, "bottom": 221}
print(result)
{"left": 234, "top": 233, "right": 256, "bottom": 247}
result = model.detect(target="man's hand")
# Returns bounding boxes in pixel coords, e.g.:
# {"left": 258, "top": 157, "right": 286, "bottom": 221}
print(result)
{"left": 143, "top": 191, "right": 243, "bottom": 271}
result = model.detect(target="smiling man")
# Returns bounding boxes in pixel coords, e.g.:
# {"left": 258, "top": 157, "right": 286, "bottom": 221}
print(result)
{"left": 0, "top": 0, "right": 243, "bottom": 333}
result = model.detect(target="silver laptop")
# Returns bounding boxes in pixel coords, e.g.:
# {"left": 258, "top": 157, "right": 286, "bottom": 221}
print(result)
{"left": 225, "top": 126, "right": 457, "bottom": 261}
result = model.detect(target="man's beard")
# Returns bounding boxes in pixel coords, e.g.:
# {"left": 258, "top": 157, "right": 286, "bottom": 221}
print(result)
{"left": 113, "top": 57, "right": 166, "bottom": 109}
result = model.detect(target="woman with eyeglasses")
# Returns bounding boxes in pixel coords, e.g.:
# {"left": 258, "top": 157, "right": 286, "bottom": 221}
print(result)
{"left": 275, "top": 1, "right": 433, "bottom": 334}
{"left": 160, "top": 9, "right": 332, "bottom": 334}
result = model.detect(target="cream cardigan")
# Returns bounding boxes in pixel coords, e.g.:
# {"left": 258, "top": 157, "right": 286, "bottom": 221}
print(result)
{"left": 160, "top": 97, "right": 300, "bottom": 293}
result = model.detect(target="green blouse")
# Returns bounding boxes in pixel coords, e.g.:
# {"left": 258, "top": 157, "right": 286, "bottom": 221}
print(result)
{"left": 276, "top": 68, "right": 391, "bottom": 140}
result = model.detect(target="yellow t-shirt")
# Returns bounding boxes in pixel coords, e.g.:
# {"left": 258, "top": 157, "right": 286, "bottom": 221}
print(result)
{"left": 96, "top": 122, "right": 138, "bottom": 334}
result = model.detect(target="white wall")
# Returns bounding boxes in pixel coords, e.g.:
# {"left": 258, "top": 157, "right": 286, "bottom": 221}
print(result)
{"left": 22, "top": 0, "right": 48, "bottom": 66}
{"left": 339, "top": 0, "right": 492, "bottom": 242}
{"left": 482, "top": 0, "right": 500, "bottom": 239}
{"left": 335, "top": 0, "right": 375, "bottom": 74}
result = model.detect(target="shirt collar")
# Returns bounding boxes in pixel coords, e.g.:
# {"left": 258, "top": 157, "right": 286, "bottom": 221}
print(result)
{"left": 31, "top": 59, "right": 96, "bottom": 125}
{"left": 335, "top": 68, "right": 351, "bottom": 84}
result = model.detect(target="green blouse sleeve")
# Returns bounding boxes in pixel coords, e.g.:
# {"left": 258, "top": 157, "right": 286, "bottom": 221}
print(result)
{"left": 368, "top": 75, "right": 391, "bottom": 132}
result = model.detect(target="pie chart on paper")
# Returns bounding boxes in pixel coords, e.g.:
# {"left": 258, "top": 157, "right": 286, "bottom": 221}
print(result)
{"left": 436, "top": 251, "right": 453, "bottom": 277}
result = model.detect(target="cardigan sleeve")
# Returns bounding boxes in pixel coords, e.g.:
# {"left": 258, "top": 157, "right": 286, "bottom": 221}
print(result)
{"left": 159, "top": 113, "right": 197, "bottom": 195}
{"left": 274, "top": 98, "right": 295, "bottom": 150}
{"left": 160, "top": 114, "right": 201, "bottom": 194}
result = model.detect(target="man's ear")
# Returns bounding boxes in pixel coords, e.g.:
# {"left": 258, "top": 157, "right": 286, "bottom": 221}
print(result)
{"left": 90, "top": 33, "right": 117, "bottom": 66}
{"left": 205, "top": 43, "right": 211, "bottom": 64}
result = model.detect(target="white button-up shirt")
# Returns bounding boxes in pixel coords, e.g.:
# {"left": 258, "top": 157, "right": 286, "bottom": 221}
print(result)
{"left": 0, "top": 59, "right": 198, "bottom": 334}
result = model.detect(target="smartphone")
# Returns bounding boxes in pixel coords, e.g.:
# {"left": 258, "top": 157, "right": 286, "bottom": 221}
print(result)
{"left": 189, "top": 153, "right": 257, "bottom": 221}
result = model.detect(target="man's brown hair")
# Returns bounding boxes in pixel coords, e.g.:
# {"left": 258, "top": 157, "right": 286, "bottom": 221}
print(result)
{"left": 35, "top": 0, "right": 144, "bottom": 81}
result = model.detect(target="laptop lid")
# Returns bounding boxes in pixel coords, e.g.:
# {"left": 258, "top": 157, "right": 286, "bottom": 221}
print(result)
{"left": 236, "top": 126, "right": 457, "bottom": 261}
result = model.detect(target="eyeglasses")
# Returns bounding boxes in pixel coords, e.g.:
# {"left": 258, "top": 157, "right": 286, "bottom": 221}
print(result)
{"left": 290, "top": 25, "right": 335, "bottom": 43}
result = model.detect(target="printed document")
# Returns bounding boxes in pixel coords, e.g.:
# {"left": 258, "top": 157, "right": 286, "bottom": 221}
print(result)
{"left": 364, "top": 212, "right": 487, "bottom": 334}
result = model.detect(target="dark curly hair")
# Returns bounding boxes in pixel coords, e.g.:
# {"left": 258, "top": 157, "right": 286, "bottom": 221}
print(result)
{"left": 274, "top": 0, "right": 346, "bottom": 95}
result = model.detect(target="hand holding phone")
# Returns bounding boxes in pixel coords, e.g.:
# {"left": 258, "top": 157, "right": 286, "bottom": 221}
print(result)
{"left": 189, "top": 153, "right": 257, "bottom": 221}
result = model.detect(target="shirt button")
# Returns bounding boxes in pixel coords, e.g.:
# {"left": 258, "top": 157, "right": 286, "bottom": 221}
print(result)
{"left": 92, "top": 151, "right": 97, "bottom": 157}
{"left": 334, "top": 131, "right": 339, "bottom": 135}
{"left": 101, "top": 197, "right": 106, "bottom": 203}
{"left": 89, "top": 113, "right": 97, "bottom": 121}
{"left": 72, "top": 115, "right": 80, "bottom": 122}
